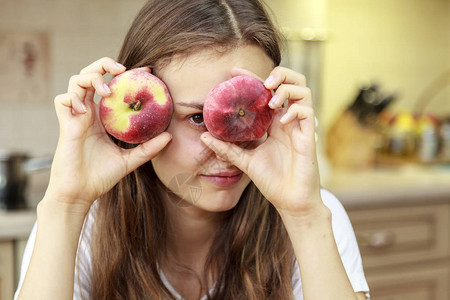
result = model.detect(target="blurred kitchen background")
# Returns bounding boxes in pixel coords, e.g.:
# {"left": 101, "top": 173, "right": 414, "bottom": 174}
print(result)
{"left": 0, "top": 0, "right": 449, "bottom": 299}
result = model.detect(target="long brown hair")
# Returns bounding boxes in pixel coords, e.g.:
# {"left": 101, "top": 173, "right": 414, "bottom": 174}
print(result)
{"left": 88, "top": 1, "right": 294, "bottom": 299}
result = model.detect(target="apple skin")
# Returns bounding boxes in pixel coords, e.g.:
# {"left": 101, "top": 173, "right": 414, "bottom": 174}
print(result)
{"left": 203, "top": 75, "right": 274, "bottom": 142}
{"left": 99, "top": 69, "right": 173, "bottom": 144}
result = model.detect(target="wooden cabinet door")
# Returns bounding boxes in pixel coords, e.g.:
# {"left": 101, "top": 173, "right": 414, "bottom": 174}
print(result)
{"left": 348, "top": 204, "right": 450, "bottom": 269}
{"left": 0, "top": 241, "right": 14, "bottom": 300}
{"left": 366, "top": 263, "right": 449, "bottom": 300}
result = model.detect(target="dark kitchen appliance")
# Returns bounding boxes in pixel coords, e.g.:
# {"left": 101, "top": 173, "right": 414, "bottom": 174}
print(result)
{"left": 0, "top": 151, "right": 52, "bottom": 210}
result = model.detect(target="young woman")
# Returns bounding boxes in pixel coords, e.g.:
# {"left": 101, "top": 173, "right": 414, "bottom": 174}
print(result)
{"left": 15, "top": 0, "right": 369, "bottom": 299}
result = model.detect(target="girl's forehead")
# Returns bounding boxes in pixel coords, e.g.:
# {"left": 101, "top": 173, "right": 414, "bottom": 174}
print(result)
{"left": 158, "top": 45, "right": 274, "bottom": 105}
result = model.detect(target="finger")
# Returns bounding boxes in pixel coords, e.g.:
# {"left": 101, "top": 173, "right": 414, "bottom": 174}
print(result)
{"left": 200, "top": 132, "right": 251, "bottom": 174}
{"left": 54, "top": 92, "right": 87, "bottom": 121}
{"left": 264, "top": 66, "right": 307, "bottom": 90}
{"left": 268, "top": 85, "right": 312, "bottom": 109}
{"left": 68, "top": 73, "right": 112, "bottom": 101}
{"left": 279, "top": 103, "right": 316, "bottom": 135}
{"left": 79, "top": 57, "right": 126, "bottom": 75}
{"left": 123, "top": 132, "right": 173, "bottom": 174}
{"left": 276, "top": 103, "right": 316, "bottom": 155}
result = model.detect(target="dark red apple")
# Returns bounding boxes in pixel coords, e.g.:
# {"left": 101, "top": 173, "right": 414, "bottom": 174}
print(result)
{"left": 99, "top": 69, "right": 173, "bottom": 144}
{"left": 203, "top": 75, "right": 274, "bottom": 142}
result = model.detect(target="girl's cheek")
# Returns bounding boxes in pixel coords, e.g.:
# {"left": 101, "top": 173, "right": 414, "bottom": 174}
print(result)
{"left": 169, "top": 128, "right": 210, "bottom": 164}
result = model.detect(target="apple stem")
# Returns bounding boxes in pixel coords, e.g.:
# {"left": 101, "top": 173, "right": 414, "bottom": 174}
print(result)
{"left": 238, "top": 108, "right": 245, "bottom": 117}
{"left": 130, "top": 100, "right": 142, "bottom": 111}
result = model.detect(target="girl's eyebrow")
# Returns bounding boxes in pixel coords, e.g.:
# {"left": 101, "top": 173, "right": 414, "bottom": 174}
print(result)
{"left": 176, "top": 101, "right": 204, "bottom": 110}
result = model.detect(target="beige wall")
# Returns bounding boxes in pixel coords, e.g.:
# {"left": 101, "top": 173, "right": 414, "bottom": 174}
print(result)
{"left": 267, "top": 0, "right": 449, "bottom": 130}
{"left": 265, "top": 0, "right": 327, "bottom": 29}
{"left": 0, "top": 0, "right": 147, "bottom": 156}
{"left": 322, "top": 0, "right": 449, "bottom": 129}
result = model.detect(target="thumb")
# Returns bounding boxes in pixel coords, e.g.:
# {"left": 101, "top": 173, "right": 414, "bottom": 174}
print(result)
{"left": 200, "top": 132, "right": 251, "bottom": 173}
{"left": 124, "top": 132, "right": 172, "bottom": 173}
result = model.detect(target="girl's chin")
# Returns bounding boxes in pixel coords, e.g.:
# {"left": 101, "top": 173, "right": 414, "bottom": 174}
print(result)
{"left": 196, "top": 180, "right": 252, "bottom": 212}
{"left": 169, "top": 186, "right": 246, "bottom": 212}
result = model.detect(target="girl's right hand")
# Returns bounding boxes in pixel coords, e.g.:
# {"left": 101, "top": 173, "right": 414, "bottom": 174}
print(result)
{"left": 44, "top": 57, "right": 172, "bottom": 213}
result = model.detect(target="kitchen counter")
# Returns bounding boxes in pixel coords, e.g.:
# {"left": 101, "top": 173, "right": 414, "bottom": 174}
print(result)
{"left": 0, "top": 209, "right": 36, "bottom": 240}
{"left": 321, "top": 164, "right": 450, "bottom": 208}
{"left": 1, "top": 165, "right": 450, "bottom": 239}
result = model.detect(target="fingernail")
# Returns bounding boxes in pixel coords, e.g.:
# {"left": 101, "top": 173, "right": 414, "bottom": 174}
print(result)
{"left": 80, "top": 102, "right": 87, "bottom": 112}
{"left": 269, "top": 95, "right": 277, "bottom": 108}
{"left": 115, "top": 62, "right": 126, "bottom": 69}
{"left": 280, "top": 113, "right": 288, "bottom": 123}
{"left": 103, "top": 83, "right": 111, "bottom": 94}
{"left": 264, "top": 75, "right": 275, "bottom": 87}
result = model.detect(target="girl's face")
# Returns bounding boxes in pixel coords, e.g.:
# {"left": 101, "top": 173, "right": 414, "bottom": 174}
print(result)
{"left": 152, "top": 44, "right": 274, "bottom": 213}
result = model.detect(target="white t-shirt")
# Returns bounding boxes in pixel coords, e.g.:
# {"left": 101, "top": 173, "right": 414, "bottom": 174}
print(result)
{"left": 14, "top": 189, "right": 370, "bottom": 299}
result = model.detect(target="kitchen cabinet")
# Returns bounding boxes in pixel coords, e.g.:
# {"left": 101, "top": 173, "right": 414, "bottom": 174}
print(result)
{"left": 365, "top": 263, "right": 448, "bottom": 300}
{"left": 347, "top": 203, "right": 450, "bottom": 299}
{"left": 348, "top": 199, "right": 450, "bottom": 300}
{"left": 349, "top": 204, "right": 449, "bottom": 268}
{"left": 0, "top": 210, "right": 36, "bottom": 300}
{"left": 0, "top": 241, "right": 14, "bottom": 300}
{"left": 323, "top": 166, "right": 450, "bottom": 299}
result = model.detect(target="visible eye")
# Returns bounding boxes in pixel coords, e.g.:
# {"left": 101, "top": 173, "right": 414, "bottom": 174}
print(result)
{"left": 188, "top": 113, "right": 206, "bottom": 128}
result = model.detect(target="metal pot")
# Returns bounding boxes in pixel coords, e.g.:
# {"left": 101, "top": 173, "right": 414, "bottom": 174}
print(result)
{"left": 0, "top": 150, "right": 52, "bottom": 210}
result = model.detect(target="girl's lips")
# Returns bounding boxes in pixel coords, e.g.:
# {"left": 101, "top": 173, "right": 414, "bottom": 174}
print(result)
{"left": 200, "top": 172, "right": 243, "bottom": 187}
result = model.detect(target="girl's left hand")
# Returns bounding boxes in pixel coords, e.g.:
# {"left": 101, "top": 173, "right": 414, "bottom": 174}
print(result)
{"left": 200, "top": 66, "right": 322, "bottom": 218}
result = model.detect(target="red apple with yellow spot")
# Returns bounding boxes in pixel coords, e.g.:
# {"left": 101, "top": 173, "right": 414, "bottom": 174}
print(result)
{"left": 203, "top": 75, "right": 274, "bottom": 142}
{"left": 99, "top": 69, "right": 173, "bottom": 144}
